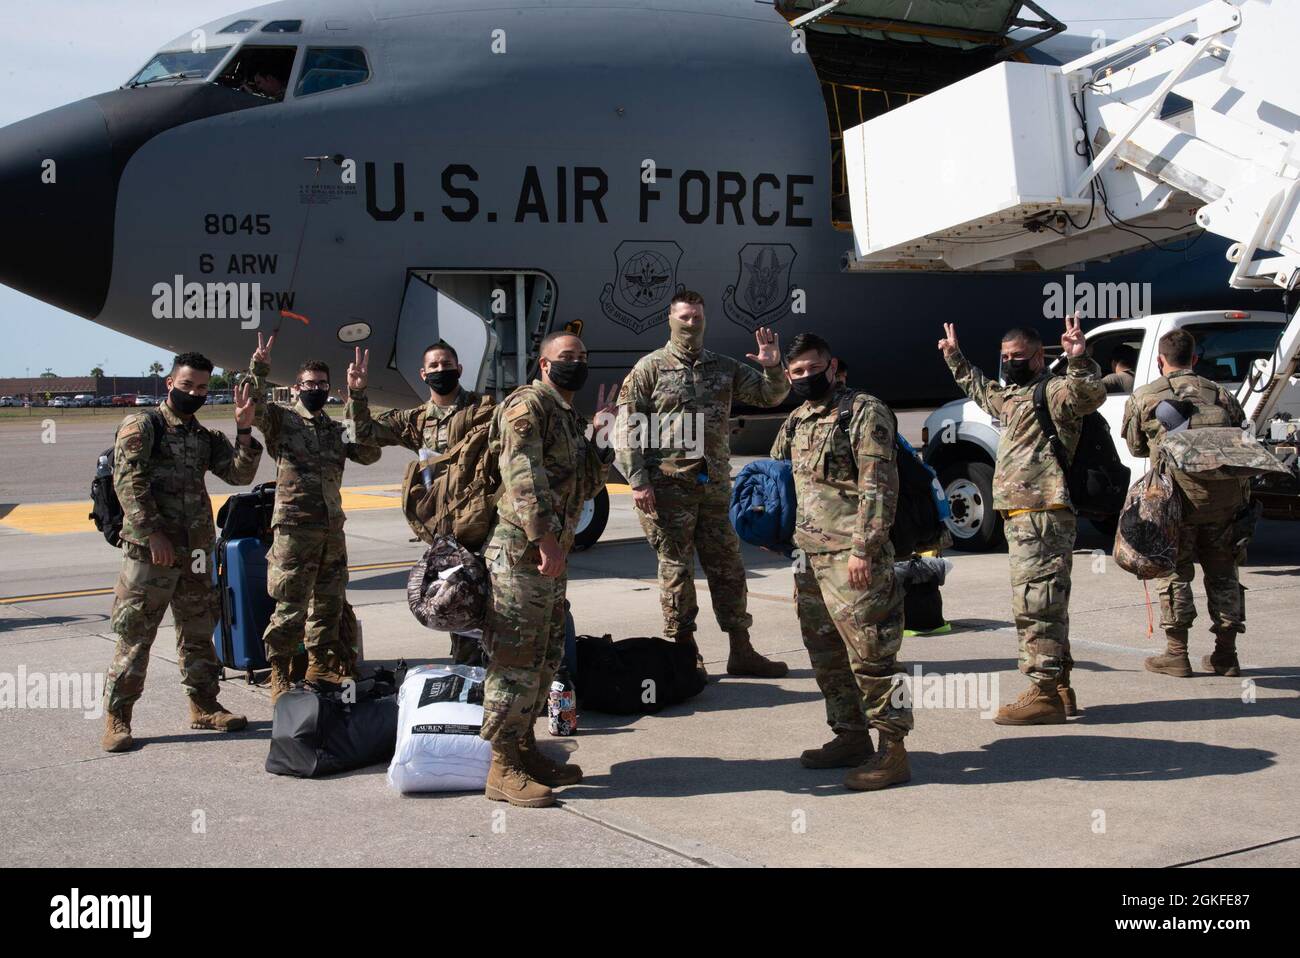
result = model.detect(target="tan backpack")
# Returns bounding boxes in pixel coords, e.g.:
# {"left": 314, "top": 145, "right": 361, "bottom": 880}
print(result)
{"left": 400, "top": 396, "right": 500, "bottom": 551}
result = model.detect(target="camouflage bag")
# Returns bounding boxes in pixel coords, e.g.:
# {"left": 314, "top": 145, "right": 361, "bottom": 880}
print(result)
{"left": 400, "top": 397, "right": 500, "bottom": 551}
{"left": 1159, "top": 427, "right": 1289, "bottom": 480}
{"left": 1113, "top": 463, "right": 1183, "bottom": 579}
{"left": 406, "top": 535, "right": 490, "bottom": 633}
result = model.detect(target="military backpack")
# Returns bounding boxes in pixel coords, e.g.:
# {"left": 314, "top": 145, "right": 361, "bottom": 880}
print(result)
{"left": 89, "top": 410, "right": 165, "bottom": 547}
{"left": 1032, "top": 377, "right": 1130, "bottom": 520}
{"left": 399, "top": 396, "right": 500, "bottom": 552}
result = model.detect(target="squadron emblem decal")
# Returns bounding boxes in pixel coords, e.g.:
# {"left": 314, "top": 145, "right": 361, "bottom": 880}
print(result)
{"left": 599, "top": 240, "right": 685, "bottom": 334}
{"left": 723, "top": 243, "right": 797, "bottom": 331}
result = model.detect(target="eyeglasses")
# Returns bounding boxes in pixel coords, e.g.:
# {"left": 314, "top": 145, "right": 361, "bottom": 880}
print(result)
{"left": 296, "top": 381, "right": 330, "bottom": 391}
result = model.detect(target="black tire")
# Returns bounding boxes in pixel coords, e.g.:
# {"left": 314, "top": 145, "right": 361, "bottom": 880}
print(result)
{"left": 571, "top": 487, "right": 610, "bottom": 552}
{"left": 940, "top": 461, "right": 1003, "bottom": 552}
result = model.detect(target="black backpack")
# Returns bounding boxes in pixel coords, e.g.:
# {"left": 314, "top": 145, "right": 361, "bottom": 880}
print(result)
{"left": 89, "top": 410, "right": 164, "bottom": 547}
{"left": 1032, "top": 378, "right": 1131, "bottom": 520}
{"left": 574, "top": 635, "right": 706, "bottom": 714}
{"left": 834, "top": 392, "right": 945, "bottom": 557}
{"left": 215, "top": 481, "right": 277, "bottom": 540}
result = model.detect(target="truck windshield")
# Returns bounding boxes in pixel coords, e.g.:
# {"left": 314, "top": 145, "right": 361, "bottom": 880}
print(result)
{"left": 1189, "top": 321, "right": 1283, "bottom": 383}
{"left": 127, "top": 47, "right": 231, "bottom": 86}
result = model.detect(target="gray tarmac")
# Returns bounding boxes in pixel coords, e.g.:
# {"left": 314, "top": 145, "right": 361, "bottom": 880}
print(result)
{"left": 1, "top": 415, "right": 1298, "bottom": 868}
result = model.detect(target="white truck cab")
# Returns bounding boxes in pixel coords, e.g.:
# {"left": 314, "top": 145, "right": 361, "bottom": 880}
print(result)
{"left": 922, "top": 310, "right": 1300, "bottom": 550}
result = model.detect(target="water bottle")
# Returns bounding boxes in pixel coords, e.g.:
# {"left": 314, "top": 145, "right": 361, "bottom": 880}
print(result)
{"left": 547, "top": 668, "right": 577, "bottom": 736}
{"left": 417, "top": 447, "right": 435, "bottom": 491}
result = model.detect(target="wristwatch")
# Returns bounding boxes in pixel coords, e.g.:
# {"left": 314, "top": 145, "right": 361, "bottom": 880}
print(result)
{"left": 237, "top": 427, "right": 252, "bottom": 435}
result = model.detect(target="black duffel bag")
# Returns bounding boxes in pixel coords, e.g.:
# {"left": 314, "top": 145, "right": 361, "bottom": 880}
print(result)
{"left": 266, "top": 667, "right": 403, "bottom": 778}
{"left": 574, "top": 635, "right": 706, "bottom": 715}
{"left": 217, "top": 481, "right": 277, "bottom": 540}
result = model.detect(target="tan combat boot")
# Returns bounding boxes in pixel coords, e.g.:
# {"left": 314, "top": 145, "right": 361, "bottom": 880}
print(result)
{"left": 1145, "top": 630, "right": 1193, "bottom": 677}
{"left": 843, "top": 731, "right": 911, "bottom": 791}
{"left": 304, "top": 647, "right": 350, "bottom": 686}
{"left": 726, "top": 631, "right": 789, "bottom": 678}
{"left": 1058, "top": 668, "right": 1080, "bottom": 717}
{"left": 1203, "top": 632, "right": 1241, "bottom": 677}
{"left": 267, "top": 656, "right": 293, "bottom": 705}
{"left": 994, "top": 682, "right": 1067, "bottom": 726}
{"left": 288, "top": 651, "right": 308, "bottom": 684}
{"left": 189, "top": 693, "right": 248, "bottom": 732}
{"left": 520, "top": 725, "right": 583, "bottom": 787}
{"left": 800, "top": 729, "right": 875, "bottom": 769}
{"left": 101, "top": 703, "right": 134, "bottom": 753}
{"left": 485, "top": 740, "right": 555, "bottom": 808}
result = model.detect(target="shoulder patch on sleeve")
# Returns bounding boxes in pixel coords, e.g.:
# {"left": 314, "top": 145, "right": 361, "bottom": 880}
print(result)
{"left": 506, "top": 400, "right": 535, "bottom": 437}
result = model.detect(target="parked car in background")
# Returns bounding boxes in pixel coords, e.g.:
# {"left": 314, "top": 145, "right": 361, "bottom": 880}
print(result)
{"left": 0, "top": 396, "right": 16, "bottom": 407}
{"left": 91, "top": 396, "right": 114, "bottom": 407}
{"left": 134, "top": 395, "right": 157, "bottom": 407}
{"left": 50, "top": 397, "right": 71, "bottom": 408}
{"left": 112, "top": 394, "right": 136, "bottom": 406}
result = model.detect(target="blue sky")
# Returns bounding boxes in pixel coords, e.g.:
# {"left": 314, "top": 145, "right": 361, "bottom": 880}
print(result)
{"left": 0, "top": 0, "right": 1206, "bottom": 377}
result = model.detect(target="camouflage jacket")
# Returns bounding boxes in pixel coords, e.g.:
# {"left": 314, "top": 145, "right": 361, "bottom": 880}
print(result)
{"left": 614, "top": 343, "right": 789, "bottom": 488}
{"left": 248, "top": 359, "right": 381, "bottom": 528}
{"left": 114, "top": 400, "right": 262, "bottom": 551}
{"left": 946, "top": 350, "right": 1106, "bottom": 511}
{"left": 493, "top": 379, "right": 613, "bottom": 551}
{"left": 347, "top": 386, "right": 488, "bottom": 454}
{"left": 1122, "top": 369, "right": 1248, "bottom": 517}
{"left": 771, "top": 385, "right": 898, "bottom": 558}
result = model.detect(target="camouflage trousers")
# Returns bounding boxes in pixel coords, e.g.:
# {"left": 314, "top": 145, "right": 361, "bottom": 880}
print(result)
{"left": 104, "top": 541, "right": 222, "bottom": 711}
{"left": 1156, "top": 512, "right": 1245, "bottom": 636}
{"left": 1005, "top": 509, "right": 1077, "bottom": 687}
{"left": 262, "top": 523, "right": 349, "bottom": 660}
{"left": 480, "top": 521, "right": 567, "bottom": 744}
{"left": 636, "top": 474, "right": 753, "bottom": 641}
{"left": 795, "top": 548, "right": 912, "bottom": 737}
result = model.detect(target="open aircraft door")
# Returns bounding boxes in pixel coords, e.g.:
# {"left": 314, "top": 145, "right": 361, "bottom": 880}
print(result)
{"left": 394, "top": 272, "right": 498, "bottom": 397}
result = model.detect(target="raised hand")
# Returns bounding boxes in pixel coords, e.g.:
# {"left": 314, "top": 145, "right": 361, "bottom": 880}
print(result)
{"left": 347, "top": 346, "right": 369, "bottom": 391}
{"left": 252, "top": 331, "right": 276, "bottom": 365}
{"left": 1061, "top": 313, "right": 1087, "bottom": 358}
{"left": 233, "top": 381, "right": 255, "bottom": 429}
{"left": 746, "top": 326, "right": 781, "bottom": 368}
{"left": 938, "top": 322, "right": 959, "bottom": 358}
{"left": 593, "top": 379, "right": 621, "bottom": 427}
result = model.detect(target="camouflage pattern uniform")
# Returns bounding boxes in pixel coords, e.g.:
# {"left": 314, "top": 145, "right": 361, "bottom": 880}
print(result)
{"left": 614, "top": 344, "right": 789, "bottom": 643}
{"left": 348, "top": 385, "right": 488, "bottom": 663}
{"left": 104, "top": 402, "right": 262, "bottom": 711}
{"left": 771, "top": 385, "right": 911, "bottom": 737}
{"left": 481, "top": 380, "right": 612, "bottom": 744}
{"left": 946, "top": 351, "right": 1106, "bottom": 686}
{"left": 248, "top": 359, "right": 380, "bottom": 664}
{"left": 1122, "top": 369, "right": 1249, "bottom": 640}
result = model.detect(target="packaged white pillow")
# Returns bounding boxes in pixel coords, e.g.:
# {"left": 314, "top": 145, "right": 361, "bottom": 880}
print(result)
{"left": 387, "top": 664, "right": 492, "bottom": 793}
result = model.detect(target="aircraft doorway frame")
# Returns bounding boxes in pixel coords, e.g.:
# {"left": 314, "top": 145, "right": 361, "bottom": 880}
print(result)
{"left": 408, "top": 268, "right": 558, "bottom": 400}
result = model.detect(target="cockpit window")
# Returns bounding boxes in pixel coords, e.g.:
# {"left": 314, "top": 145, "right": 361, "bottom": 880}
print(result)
{"left": 219, "top": 19, "right": 258, "bottom": 34}
{"left": 263, "top": 20, "right": 302, "bottom": 33}
{"left": 126, "top": 47, "right": 232, "bottom": 87}
{"left": 295, "top": 48, "right": 370, "bottom": 97}
{"left": 215, "top": 46, "right": 298, "bottom": 102}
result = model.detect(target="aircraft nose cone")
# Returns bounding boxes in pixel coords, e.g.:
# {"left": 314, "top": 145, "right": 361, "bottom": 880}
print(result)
{"left": 0, "top": 98, "right": 115, "bottom": 318}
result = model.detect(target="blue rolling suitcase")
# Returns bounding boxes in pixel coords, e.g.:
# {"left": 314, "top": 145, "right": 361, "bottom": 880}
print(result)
{"left": 212, "top": 537, "right": 275, "bottom": 682}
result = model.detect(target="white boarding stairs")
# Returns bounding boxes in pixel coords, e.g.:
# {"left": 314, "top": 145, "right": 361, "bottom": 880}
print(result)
{"left": 842, "top": 0, "right": 1300, "bottom": 431}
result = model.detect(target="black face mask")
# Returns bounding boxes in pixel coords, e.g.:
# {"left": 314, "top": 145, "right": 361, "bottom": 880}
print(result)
{"left": 169, "top": 388, "right": 206, "bottom": 416}
{"left": 1001, "top": 357, "right": 1037, "bottom": 387}
{"left": 790, "top": 369, "right": 833, "bottom": 402}
{"left": 546, "top": 360, "right": 589, "bottom": 392}
{"left": 423, "top": 369, "right": 461, "bottom": 395}
{"left": 299, "top": 390, "right": 329, "bottom": 413}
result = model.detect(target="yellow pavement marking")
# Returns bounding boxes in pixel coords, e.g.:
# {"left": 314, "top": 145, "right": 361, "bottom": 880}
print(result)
{"left": 1, "top": 482, "right": 628, "bottom": 535}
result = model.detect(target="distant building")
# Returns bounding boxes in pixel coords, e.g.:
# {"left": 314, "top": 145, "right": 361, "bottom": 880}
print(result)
{"left": 0, "top": 375, "right": 165, "bottom": 401}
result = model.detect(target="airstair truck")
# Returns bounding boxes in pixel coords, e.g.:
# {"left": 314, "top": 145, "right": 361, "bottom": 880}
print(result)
{"left": 840, "top": 0, "right": 1300, "bottom": 550}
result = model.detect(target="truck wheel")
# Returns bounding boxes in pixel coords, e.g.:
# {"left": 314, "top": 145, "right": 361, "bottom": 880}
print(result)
{"left": 571, "top": 487, "right": 610, "bottom": 552}
{"left": 941, "top": 462, "right": 1002, "bottom": 552}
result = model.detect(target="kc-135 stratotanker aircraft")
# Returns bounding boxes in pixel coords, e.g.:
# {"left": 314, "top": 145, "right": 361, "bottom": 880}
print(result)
{"left": 0, "top": 0, "right": 1265, "bottom": 544}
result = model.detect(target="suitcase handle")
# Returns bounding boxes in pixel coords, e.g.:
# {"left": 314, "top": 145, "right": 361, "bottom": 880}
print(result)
{"left": 227, "top": 588, "right": 237, "bottom": 627}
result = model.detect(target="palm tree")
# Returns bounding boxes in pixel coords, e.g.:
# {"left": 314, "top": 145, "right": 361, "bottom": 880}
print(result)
{"left": 148, "top": 361, "right": 164, "bottom": 397}
{"left": 90, "top": 366, "right": 105, "bottom": 378}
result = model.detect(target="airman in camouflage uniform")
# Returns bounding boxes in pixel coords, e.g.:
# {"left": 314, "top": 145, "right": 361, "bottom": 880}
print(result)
{"left": 1123, "top": 327, "right": 1251, "bottom": 678}
{"left": 246, "top": 335, "right": 380, "bottom": 698}
{"left": 481, "top": 331, "right": 617, "bottom": 808}
{"left": 348, "top": 339, "right": 491, "bottom": 665}
{"left": 101, "top": 352, "right": 263, "bottom": 753}
{"left": 772, "top": 333, "right": 912, "bottom": 790}
{"left": 614, "top": 290, "right": 789, "bottom": 677}
{"left": 940, "top": 317, "right": 1105, "bottom": 724}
